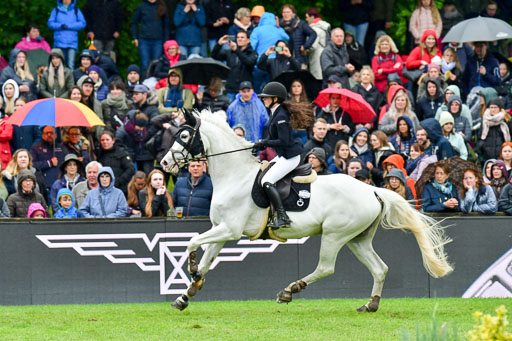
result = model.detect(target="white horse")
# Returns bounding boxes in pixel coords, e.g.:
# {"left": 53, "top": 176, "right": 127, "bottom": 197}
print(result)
{"left": 161, "top": 110, "right": 453, "bottom": 311}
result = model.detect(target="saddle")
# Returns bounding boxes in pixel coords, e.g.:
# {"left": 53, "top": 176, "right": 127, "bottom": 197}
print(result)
{"left": 251, "top": 161, "right": 317, "bottom": 212}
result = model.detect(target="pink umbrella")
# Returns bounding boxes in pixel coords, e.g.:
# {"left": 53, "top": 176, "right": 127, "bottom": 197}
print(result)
{"left": 314, "top": 88, "right": 376, "bottom": 124}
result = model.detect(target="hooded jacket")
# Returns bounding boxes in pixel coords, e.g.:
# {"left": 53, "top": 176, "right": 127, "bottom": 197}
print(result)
{"left": 172, "top": 172, "right": 213, "bottom": 216}
{"left": 438, "top": 111, "right": 468, "bottom": 160}
{"left": 131, "top": 0, "right": 170, "bottom": 41}
{"left": 390, "top": 115, "right": 416, "bottom": 156}
{"left": 385, "top": 168, "right": 415, "bottom": 201}
{"left": 350, "top": 127, "right": 374, "bottom": 167}
{"left": 27, "top": 202, "right": 46, "bottom": 218}
{"left": 445, "top": 95, "right": 471, "bottom": 142}
{"left": 250, "top": 12, "right": 289, "bottom": 59}
{"left": 382, "top": 153, "right": 417, "bottom": 199}
{"left": 212, "top": 42, "right": 258, "bottom": 93}
{"left": 79, "top": 166, "right": 127, "bottom": 217}
{"left": 47, "top": 0, "right": 87, "bottom": 49}
{"left": 226, "top": 92, "right": 268, "bottom": 142}
{"left": 379, "top": 85, "right": 420, "bottom": 136}
{"left": 416, "top": 78, "right": 444, "bottom": 121}
{"left": 54, "top": 188, "right": 83, "bottom": 218}
{"left": 405, "top": 30, "right": 442, "bottom": 70}
{"left": 157, "top": 68, "right": 195, "bottom": 114}
{"left": 420, "top": 118, "right": 455, "bottom": 160}
{"left": 96, "top": 142, "right": 135, "bottom": 195}
{"left": 6, "top": 169, "right": 48, "bottom": 218}
{"left": 153, "top": 41, "right": 186, "bottom": 79}
{"left": 308, "top": 19, "right": 331, "bottom": 80}
{"left": 39, "top": 48, "right": 74, "bottom": 98}
{"left": 434, "top": 85, "right": 473, "bottom": 128}
{"left": 0, "top": 49, "right": 37, "bottom": 101}
{"left": 174, "top": 2, "right": 206, "bottom": 46}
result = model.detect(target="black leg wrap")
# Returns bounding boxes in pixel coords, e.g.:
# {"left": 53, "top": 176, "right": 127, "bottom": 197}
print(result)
{"left": 191, "top": 270, "right": 202, "bottom": 282}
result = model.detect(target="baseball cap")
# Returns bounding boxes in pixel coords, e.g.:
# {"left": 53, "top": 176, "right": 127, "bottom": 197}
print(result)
{"left": 239, "top": 81, "right": 253, "bottom": 90}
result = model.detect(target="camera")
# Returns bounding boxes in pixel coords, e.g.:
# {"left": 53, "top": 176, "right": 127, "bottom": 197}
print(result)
{"left": 227, "top": 35, "right": 235, "bottom": 42}
{"left": 275, "top": 46, "right": 283, "bottom": 52}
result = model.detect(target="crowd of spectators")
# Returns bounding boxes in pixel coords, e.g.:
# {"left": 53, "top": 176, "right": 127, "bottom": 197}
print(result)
{"left": 1, "top": 0, "right": 512, "bottom": 218}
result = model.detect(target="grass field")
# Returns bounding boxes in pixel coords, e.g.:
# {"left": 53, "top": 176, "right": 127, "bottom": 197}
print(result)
{"left": 0, "top": 298, "right": 510, "bottom": 340}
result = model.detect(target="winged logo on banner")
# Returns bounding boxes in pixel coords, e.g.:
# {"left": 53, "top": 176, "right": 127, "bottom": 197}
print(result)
{"left": 36, "top": 233, "right": 309, "bottom": 295}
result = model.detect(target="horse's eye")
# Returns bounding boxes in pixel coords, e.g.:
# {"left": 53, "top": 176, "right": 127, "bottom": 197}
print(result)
{"left": 180, "top": 131, "right": 190, "bottom": 141}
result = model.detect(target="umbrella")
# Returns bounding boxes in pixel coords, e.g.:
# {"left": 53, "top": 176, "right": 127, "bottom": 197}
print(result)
{"left": 443, "top": 16, "right": 512, "bottom": 43}
{"left": 26, "top": 48, "right": 50, "bottom": 80}
{"left": 172, "top": 57, "right": 230, "bottom": 85}
{"left": 272, "top": 71, "right": 322, "bottom": 101}
{"left": 314, "top": 88, "right": 376, "bottom": 123}
{"left": 415, "top": 157, "right": 483, "bottom": 198}
{"left": 5, "top": 98, "right": 105, "bottom": 127}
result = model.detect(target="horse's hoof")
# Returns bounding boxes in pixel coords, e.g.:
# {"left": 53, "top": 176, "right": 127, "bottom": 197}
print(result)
{"left": 172, "top": 295, "right": 189, "bottom": 311}
{"left": 356, "top": 296, "right": 380, "bottom": 312}
{"left": 356, "top": 304, "right": 369, "bottom": 312}
{"left": 276, "top": 290, "right": 292, "bottom": 304}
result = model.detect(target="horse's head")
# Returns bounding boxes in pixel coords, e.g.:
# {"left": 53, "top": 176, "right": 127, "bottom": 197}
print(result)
{"left": 160, "top": 109, "right": 205, "bottom": 174}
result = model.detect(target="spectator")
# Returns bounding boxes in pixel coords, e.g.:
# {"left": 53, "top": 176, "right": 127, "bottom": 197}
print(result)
{"left": 347, "top": 157, "right": 364, "bottom": 177}
{"left": 0, "top": 112, "right": 13, "bottom": 170}
{"left": 416, "top": 63, "right": 446, "bottom": 100}
{"left": 30, "top": 126, "right": 66, "bottom": 190}
{"left": 87, "top": 65, "right": 108, "bottom": 102}
{"left": 379, "top": 87, "right": 420, "bottom": 136}
{"left": 367, "top": 130, "right": 395, "bottom": 186}
{"left": 125, "top": 65, "right": 142, "bottom": 97}
{"left": 421, "top": 162, "right": 460, "bottom": 212}
{"left": 1, "top": 80, "right": 19, "bottom": 117}
{"left": 27, "top": 203, "right": 47, "bottom": 218}
{"left": 39, "top": 49, "right": 74, "bottom": 99}
{"left": 90, "top": 48, "right": 119, "bottom": 83}
{"left": 132, "top": 0, "right": 170, "bottom": 73}
{"left": 54, "top": 188, "right": 84, "bottom": 218}
{"left": 434, "top": 85, "right": 473, "bottom": 129}
{"left": 79, "top": 166, "right": 127, "bottom": 218}
{"left": 96, "top": 130, "right": 136, "bottom": 194}
{"left": 226, "top": 81, "right": 268, "bottom": 142}
{"left": 489, "top": 160, "right": 508, "bottom": 199}
{"left": 174, "top": 0, "right": 206, "bottom": 59}
{"left": 409, "top": 0, "right": 442, "bottom": 45}
{"left": 233, "top": 125, "right": 246, "bottom": 138}
{"left": 73, "top": 50, "right": 105, "bottom": 83}
{"left": 49, "top": 153, "right": 85, "bottom": 212}
{"left": 139, "top": 169, "right": 173, "bottom": 217}
{"left": 126, "top": 171, "right": 146, "bottom": 216}
{"left": 101, "top": 80, "right": 134, "bottom": 131}
{"left": 355, "top": 168, "right": 373, "bottom": 185}
{"left": 497, "top": 62, "right": 512, "bottom": 98}
{"left": 47, "top": 0, "right": 87, "bottom": 69}
{"left": 14, "top": 24, "right": 52, "bottom": 53}
{"left": 288, "top": 80, "right": 309, "bottom": 104}
{"left": 445, "top": 42, "right": 474, "bottom": 75}
{"left": 440, "top": 47, "right": 463, "bottom": 89}
{"left": 349, "top": 127, "right": 374, "bottom": 169}
{"left": 390, "top": 116, "right": 416, "bottom": 157}
{"left": 499, "top": 142, "right": 512, "bottom": 176}
{"left": 419, "top": 118, "right": 455, "bottom": 160}
{"left": 371, "top": 34, "right": 404, "bottom": 93}
{"left": 249, "top": 12, "right": 289, "bottom": 92}
{"left": 205, "top": 0, "right": 237, "bottom": 53}
{"left": 72, "top": 160, "right": 101, "bottom": 208}
{"left": 382, "top": 153, "right": 417, "bottom": 198}
{"left": 257, "top": 40, "right": 301, "bottom": 81}
{"left": 195, "top": 77, "right": 231, "bottom": 112}
{"left": 407, "top": 142, "right": 437, "bottom": 182}
{"left": 305, "top": 8, "right": 331, "bottom": 81}
{"left": 83, "top": 0, "right": 123, "bottom": 54}
{"left": 250, "top": 6, "right": 265, "bottom": 26}
{"left": 482, "top": 158, "right": 495, "bottom": 183}
{"left": 0, "top": 49, "right": 37, "bottom": 101}
{"left": 459, "top": 168, "right": 497, "bottom": 213}
{"left": 498, "top": 182, "right": 512, "bottom": 215}
{"left": 8, "top": 96, "right": 42, "bottom": 152}
{"left": 416, "top": 78, "right": 444, "bottom": 121}
{"left": 440, "top": 1, "right": 463, "bottom": 37}
{"left": 279, "top": 4, "right": 317, "bottom": 67}
{"left": 153, "top": 40, "right": 185, "bottom": 81}
{"left": 2, "top": 149, "right": 47, "bottom": 199}
{"left": 320, "top": 28, "right": 354, "bottom": 89}
{"left": 172, "top": 161, "right": 213, "bottom": 216}
{"left": 351, "top": 66, "right": 384, "bottom": 118}
{"left": 439, "top": 111, "right": 468, "bottom": 160}
{"left": 7, "top": 169, "right": 48, "bottom": 218}
{"left": 478, "top": 87, "right": 498, "bottom": 118}
{"left": 478, "top": 97, "right": 511, "bottom": 161}
{"left": 305, "top": 148, "right": 331, "bottom": 175}
{"left": 228, "top": 7, "right": 254, "bottom": 37}
{"left": 384, "top": 168, "right": 415, "bottom": 201}
{"left": 405, "top": 30, "right": 441, "bottom": 81}
{"left": 316, "top": 92, "right": 355, "bottom": 150}
{"left": 344, "top": 29, "right": 367, "bottom": 71}
{"left": 339, "top": 0, "right": 373, "bottom": 47}
{"left": 69, "top": 85, "right": 85, "bottom": 104}
{"left": 304, "top": 118, "right": 333, "bottom": 157}
{"left": 327, "top": 140, "right": 350, "bottom": 174}
{"left": 442, "top": 95, "right": 471, "bottom": 143}
{"left": 62, "top": 127, "right": 92, "bottom": 166}
{"left": 212, "top": 31, "right": 258, "bottom": 101}
{"left": 156, "top": 69, "right": 194, "bottom": 115}
{"left": 463, "top": 42, "right": 500, "bottom": 93}
{"left": 481, "top": 0, "right": 501, "bottom": 18}
{"left": 78, "top": 76, "right": 104, "bottom": 140}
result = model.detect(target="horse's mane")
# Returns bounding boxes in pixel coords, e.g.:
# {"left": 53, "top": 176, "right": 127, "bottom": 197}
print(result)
{"left": 198, "top": 109, "right": 255, "bottom": 149}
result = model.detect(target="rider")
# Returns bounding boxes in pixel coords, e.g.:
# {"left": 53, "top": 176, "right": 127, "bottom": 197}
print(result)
{"left": 253, "top": 82, "right": 307, "bottom": 229}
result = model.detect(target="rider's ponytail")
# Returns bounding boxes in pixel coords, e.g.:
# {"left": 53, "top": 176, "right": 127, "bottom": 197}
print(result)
{"left": 282, "top": 101, "right": 314, "bottom": 130}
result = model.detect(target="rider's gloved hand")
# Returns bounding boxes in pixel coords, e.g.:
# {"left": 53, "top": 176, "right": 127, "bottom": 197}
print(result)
{"left": 253, "top": 140, "right": 266, "bottom": 151}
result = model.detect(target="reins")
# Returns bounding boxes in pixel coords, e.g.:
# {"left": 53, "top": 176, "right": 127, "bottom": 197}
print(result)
{"left": 186, "top": 146, "right": 255, "bottom": 164}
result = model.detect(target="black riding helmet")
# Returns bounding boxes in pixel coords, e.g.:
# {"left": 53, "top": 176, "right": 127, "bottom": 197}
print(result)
{"left": 258, "top": 82, "right": 287, "bottom": 102}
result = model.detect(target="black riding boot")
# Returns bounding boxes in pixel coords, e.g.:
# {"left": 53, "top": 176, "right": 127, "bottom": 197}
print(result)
{"left": 263, "top": 182, "right": 292, "bottom": 229}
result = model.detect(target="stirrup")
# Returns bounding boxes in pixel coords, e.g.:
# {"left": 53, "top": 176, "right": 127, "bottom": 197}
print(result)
{"left": 268, "top": 210, "right": 291, "bottom": 230}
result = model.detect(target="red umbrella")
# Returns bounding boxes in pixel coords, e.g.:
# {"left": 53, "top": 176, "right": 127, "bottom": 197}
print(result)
{"left": 314, "top": 88, "right": 376, "bottom": 123}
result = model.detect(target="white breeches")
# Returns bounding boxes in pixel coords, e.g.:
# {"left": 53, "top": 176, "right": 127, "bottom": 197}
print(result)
{"left": 261, "top": 155, "right": 301, "bottom": 185}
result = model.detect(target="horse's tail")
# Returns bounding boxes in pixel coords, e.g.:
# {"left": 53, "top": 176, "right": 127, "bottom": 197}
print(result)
{"left": 373, "top": 188, "right": 454, "bottom": 278}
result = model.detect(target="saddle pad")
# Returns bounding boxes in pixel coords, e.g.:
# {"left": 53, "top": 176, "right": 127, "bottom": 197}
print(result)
{"left": 251, "top": 173, "right": 311, "bottom": 212}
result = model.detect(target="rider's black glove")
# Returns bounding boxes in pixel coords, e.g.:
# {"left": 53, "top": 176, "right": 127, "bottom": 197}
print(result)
{"left": 253, "top": 140, "right": 266, "bottom": 151}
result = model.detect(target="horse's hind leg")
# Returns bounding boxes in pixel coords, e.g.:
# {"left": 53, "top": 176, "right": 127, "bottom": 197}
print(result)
{"left": 277, "top": 232, "right": 350, "bottom": 304}
{"left": 347, "top": 231, "right": 388, "bottom": 312}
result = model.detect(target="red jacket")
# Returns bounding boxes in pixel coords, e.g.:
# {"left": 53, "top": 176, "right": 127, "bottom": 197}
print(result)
{"left": 405, "top": 29, "right": 441, "bottom": 70}
{"left": 372, "top": 52, "right": 403, "bottom": 93}
{"left": 0, "top": 119, "right": 13, "bottom": 169}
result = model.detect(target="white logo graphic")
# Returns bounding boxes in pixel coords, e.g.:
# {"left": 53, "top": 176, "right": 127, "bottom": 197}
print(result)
{"left": 36, "top": 233, "right": 309, "bottom": 295}
{"left": 496, "top": 32, "right": 509, "bottom": 39}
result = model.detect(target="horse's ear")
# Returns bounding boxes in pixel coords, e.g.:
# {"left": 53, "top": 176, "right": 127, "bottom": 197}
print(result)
{"left": 182, "top": 109, "right": 197, "bottom": 126}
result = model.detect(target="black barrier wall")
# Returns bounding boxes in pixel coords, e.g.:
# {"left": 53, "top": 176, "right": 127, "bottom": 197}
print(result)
{"left": 0, "top": 217, "right": 511, "bottom": 305}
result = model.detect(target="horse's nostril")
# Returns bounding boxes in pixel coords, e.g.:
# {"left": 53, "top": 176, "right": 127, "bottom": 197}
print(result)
{"left": 162, "top": 160, "right": 168, "bottom": 166}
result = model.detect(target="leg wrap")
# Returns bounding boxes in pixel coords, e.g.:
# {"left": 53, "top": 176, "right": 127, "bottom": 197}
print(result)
{"left": 188, "top": 251, "right": 198, "bottom": 273}
{"left": 288, "top": 280, "right": 307, "bottom": 293}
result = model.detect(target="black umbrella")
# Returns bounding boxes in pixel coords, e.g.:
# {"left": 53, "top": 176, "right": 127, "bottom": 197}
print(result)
{"left": 172, "top": 57, "right": 230, "bottom": 85}
{"left": 273, "top": 70, "right": 322, "bottom": 102}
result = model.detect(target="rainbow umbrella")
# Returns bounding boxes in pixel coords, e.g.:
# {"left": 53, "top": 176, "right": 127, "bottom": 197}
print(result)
{"left": 6, "top": 98, "right": 105, "bottom": 127}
